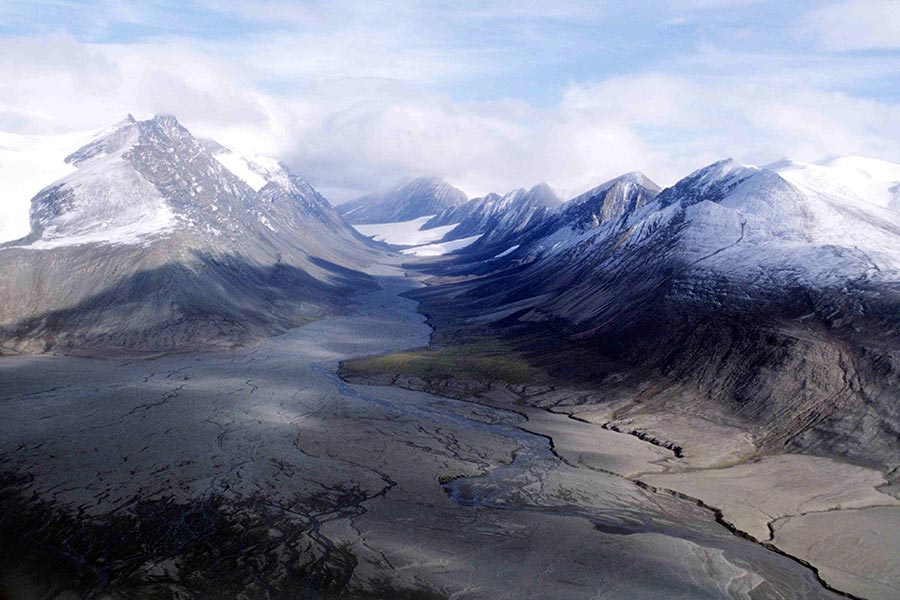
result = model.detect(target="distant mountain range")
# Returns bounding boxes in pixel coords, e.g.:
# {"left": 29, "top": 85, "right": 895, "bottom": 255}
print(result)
{"left": 339, "top": 176, "right": 467, "bottom": 224}
{"left": 424, "top": 182, "right": 561, "bottom": 242}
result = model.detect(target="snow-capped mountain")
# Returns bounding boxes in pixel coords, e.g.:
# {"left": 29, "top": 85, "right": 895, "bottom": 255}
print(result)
{"left": 644, "top": 157, "right": 900, "bottom": 283}
{"left": 426, "top": 173, "right": 661, "bottom": 268}
{"left": 773, "top": 155, "right": 900, "bottom": 211}
{"left": 345, "top": 178, "right": 561, "bottom": 258}
{"left": 0, "top": 128, "right": 110, "bottom": 243}
{"left": 0, "top": 114, "right": 380, "bottom": 354}
{"left": 560, "top": 172, "right": 660, "bottom": 232}
{"left": 486, "top": 156, "right": 900, "bottom": 287}
{"left": 339, "top": 176, "right": 467, "bottom": 224}
{"left": 340, "top": 176, "right": 475, "bottom": 256}
{"left": 353, "top": 182, "right": 561, "bottom": 259}
{"left": 8, "top": 115, "right": 356, "bottom": 251}
{"left": 424, "top": 182, "right": 561, "bottom": 242}
{"left": 412, "top": 156, "right": 900, "bottom": 474}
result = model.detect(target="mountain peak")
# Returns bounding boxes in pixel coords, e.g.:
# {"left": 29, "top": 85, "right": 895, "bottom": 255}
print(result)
{"left": 657, "top": 158, "right": 759, "bottom": 208}
{"left": 687, "top": 158, "right": 756, "bottom": 183}
{"left": 562, "top": 171, "right": 661, "bottom": 230}
{"left": 341, "top": 175, "right": 467, "bottom": 224}
{"left": 569, "top": 171, "right": 661, "bottom": 207}
{"left": 64, "top": 113, "right": 195, "bottom": 167}
{"left": 615, "top": 171, "right": 661, "bottom": 191}
{"left": 143, "top": 113, "right": 193, "bottom": 143}
{"left": 149, "top": 113, "right": 181, "bottom": 127}
{"left": 403, "top": 174, "right": 447, "bottom": 186}
{"left": 527, "top": 182, "right": 562, "bottom": 207}
{"left": 0, "top": 113, "right": 378, "bottom": 354}
{"left": 20, "top": 112, "right": 347, "bottom": 251}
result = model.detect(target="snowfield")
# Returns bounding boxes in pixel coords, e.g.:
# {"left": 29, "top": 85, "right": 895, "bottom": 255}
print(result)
{"left": 13, "top": 121, "right": 179, "bottom": 248}
{"left": 0, "top": 129, "right": 99, "bottom": 243}
{"left": 400, "top": 234, "right": 482, "bottom": 256}
{"left": 213, "top": 148, "right": 269, "bottom": 191}
{"left": 352, "top": 216, "right": 483, "bottom": 256}
{"left": 26, "top": 204, "right": 179, "bottom": 249}
{"left": 494, "top": 244, "right": 520, "bottom": 258}
{"left": 353, "top": 216, "right": 458, "bottom": 246}
{"left": 774, "top": 156, "right": 900, "bottom": 210}
{"left": 212, "top": 146, "right": 292, "bottom": 192}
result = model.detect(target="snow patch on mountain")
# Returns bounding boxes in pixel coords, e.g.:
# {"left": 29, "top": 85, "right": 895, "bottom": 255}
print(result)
{"left": 0, "top": 129, "right": 100, "bottom": 243}
{"left": 773, "top": 156, "right": 900, "bottom": 210}
{"left": 401, "top": 234, "right": 482, "bottom": 257}
{"left": 353, "top": 216, "right": 458, "bottom": 246}
{"left": 18, "top": 122, "right": 179, "bottom": 248}
{"left": 213, "top": 150, "right": 268, "bottom": 191}
{"left": 28, "top": 203, "right": 178, "bottom": 249}
{"left": 212, "top": 146, "right": 291, "bottom": 192}
{"left": 494, "top": 244, "right": 519, "bottom": 258}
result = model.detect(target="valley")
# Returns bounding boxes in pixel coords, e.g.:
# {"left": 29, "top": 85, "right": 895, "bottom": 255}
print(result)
{"left": 1, "top": 115, "right": 899, "bottom": 599}
{"left": 0, "top": 259, "right": 868, "bottom": 599}
{"left": 2, "top": 0, "right": 899, "bottom": 595}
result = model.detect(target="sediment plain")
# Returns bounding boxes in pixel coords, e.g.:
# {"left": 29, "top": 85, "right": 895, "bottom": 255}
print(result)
{"left": 0, "top": 260, "right": 887, "bottom": 599}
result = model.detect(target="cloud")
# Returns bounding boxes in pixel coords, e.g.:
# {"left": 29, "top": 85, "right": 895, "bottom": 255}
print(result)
{"left": 3, "top": 32, "right": 900, "bottom": 203}
{"left": 803, "top": 0, "right": 900, "bottom": 51}
{"left": 0, "top": 1, "right": 898, "bottom": 223}
{"left": 259, "top": 71, "right": 900, "bottom": 201}
{"left": 564, "top": 73, "right": 900, "bottom": 166}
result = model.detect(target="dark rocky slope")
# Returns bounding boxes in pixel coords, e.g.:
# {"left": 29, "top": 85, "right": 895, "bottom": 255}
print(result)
{"left": 405, "top": 161, "right": 900, "bottom": 478}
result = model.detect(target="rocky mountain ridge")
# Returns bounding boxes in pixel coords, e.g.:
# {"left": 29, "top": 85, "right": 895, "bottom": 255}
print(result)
{"left": 339, "top": 176, "right": 468, "bottom": 224}
{"left": 407, "top": 156, "right": 900, "bottom": 478}
{"left": 0, "top": 114, "right": 382, "bottom": 354}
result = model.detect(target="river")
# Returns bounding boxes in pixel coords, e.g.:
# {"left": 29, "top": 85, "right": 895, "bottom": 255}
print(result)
{"left": 0, "top": 265, "right": 844, "bottom": 599}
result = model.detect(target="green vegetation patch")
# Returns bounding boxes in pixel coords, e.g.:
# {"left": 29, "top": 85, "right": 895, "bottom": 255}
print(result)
{"left": 344, "top": 338, "right": 543, "bottom": 385}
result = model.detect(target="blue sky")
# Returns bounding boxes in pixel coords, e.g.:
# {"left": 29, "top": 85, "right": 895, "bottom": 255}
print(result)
{"left": 0, "top": 0, "right": 898, "bottom": 199}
